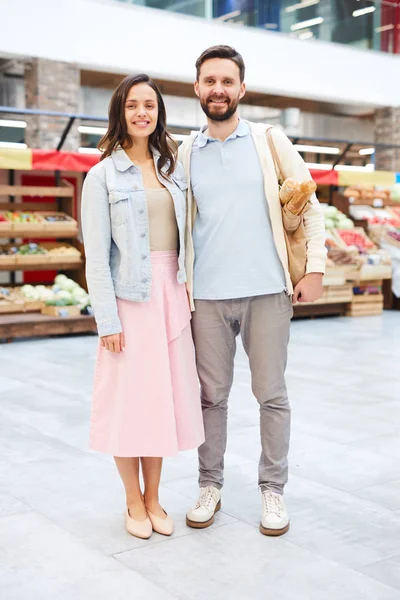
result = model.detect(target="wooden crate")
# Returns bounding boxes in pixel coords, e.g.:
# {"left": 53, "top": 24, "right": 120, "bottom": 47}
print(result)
{"left": 0, "top": 300, "right": 25, "bottom": 314}
{"left": 323, "top": 266, "right": 348, "bottom": 286}
{"left": 359, "top": 264, "right": 392, "bottom": 280}
{"left": 346, "top": 285, "right": 384, "bottom": 316}
{"left": 41, "top": 305, "right": 81, "bottom": 318}
{"left": 0, "top": 253, "right": 17, "bottom": 266}
{"left": 11, "top": 214, "right": 46, "bottom": 232}
{"left": 326, "top": 284, "right": 353, "bottom": 303}
{"left": 47, "top": 243, "right": 81, "bottom": 263}
{"left": 346, "top": 302, "right": 383, "bottom": 317}
{"left": 0, "top": 213, "right": 11, "bottom": 231}
{"left": 40, "top": 212, "right": 78, "bottom": 234}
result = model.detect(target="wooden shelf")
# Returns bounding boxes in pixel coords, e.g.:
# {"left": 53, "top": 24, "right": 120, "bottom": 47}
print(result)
{"left": 293, "top": 302, "right": 349, "bottom": 318}
{"left": 0, "top": 227, "right": 78, "bottom": 238}
{"left": 0, "top": 312, "right": 97, "bottom": 340}
{"left": 0, "top": 259, "right": 83, "bottom": 272}
{"left": 0, "top": 182, "right": 74, "bottom": 198}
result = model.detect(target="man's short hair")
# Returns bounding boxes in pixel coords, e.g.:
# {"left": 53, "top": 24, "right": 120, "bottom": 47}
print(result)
{"left": 195, "top": 45, "right": 245, "bottom": 82}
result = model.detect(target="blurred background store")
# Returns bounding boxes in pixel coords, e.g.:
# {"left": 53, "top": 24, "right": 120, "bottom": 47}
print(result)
{"left": 0, "top": 0, "right": 400, "bottom": 337}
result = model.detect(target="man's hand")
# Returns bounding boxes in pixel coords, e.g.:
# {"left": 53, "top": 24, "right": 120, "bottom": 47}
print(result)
{"left": 100, "top": 332, "right": 125, "bottom": 353}
{"left": 293, "top": 273, "right": 324, "bottom": 304}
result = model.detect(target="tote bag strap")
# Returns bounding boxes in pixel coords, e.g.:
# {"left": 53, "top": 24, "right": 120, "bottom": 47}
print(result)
{"left": 266, "top": 126, "right": 285, "bottom": 184}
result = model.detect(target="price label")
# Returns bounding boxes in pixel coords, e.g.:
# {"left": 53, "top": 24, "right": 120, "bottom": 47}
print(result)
{"left": 373, "top": 198, "right": 383, "bottom": 207}
{"left": 58, "top": 308, "right": 69, "bottom": 318}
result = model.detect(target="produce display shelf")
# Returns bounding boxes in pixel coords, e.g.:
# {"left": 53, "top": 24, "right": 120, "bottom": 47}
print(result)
{"left": 0, "top": 227, "right": 79, "bottom": 238}
{"left": 0, "top": 259, "right": 83, "bottom": 272}
{"left": 0, "top": 312, "right": 97, "bottom": 340}
{"left": 0, "top": 183, "right": 74, "bottom": 198}
{"left": 293, "top": 302, "right": 349, "bottom": 318}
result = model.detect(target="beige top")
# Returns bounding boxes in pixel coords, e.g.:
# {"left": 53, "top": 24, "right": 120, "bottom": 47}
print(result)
{"left": 145, "top": 187, "right": 178, "bottom": 251}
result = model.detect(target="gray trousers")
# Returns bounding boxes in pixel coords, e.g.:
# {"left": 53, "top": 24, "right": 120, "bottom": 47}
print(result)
{"left": 191, "top": 292, "right": 293, "bottom": 495}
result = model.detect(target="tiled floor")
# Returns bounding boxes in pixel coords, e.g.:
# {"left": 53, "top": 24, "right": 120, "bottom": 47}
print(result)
{"left": 1, "top": 312, "right": 400, "bottom": 599}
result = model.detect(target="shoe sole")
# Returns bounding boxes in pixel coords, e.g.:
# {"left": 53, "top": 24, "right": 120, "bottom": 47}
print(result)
{"left": 259, "top": 521, "right": 290, "bottom": 537}
{"left": 186, "top": 500, "right": 221, "bottom": 529}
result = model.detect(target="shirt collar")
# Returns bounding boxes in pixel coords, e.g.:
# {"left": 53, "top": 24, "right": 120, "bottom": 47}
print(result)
{"left": 196, "top": 118, "right": 249, "bottom": 148}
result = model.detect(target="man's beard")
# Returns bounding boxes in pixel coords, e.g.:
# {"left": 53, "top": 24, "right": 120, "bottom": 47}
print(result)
{"left": 200, "top": 95, "right": 240, "bottom": 122}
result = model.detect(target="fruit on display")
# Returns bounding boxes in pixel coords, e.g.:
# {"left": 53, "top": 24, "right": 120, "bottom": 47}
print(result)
{"left": 321, "top": 204, "right": 354, "bottom": 230}
{"left": 5, "top": 211, "right": 43, "bottom": 223}
{"left": 43, "top": 214, "right": 70, "bottom": 222}
{"left": 0, "top": 213, "right": 9, "bottom": 223}
{"left": 349, "top": 205, "right": 400, "bottom": 227}
{"left": 15, "top": 242, "right": 47, "bottom": 255}
{"left": 337, "top": 229, "right": 375, "bottom": 252}
{"left": 344, "top": 186, "right": 391, "bottom": 203}
{"left": 0, "top": 243, "right": 81, "bottom": 261}
{"left": 47, "top": 245, "right": 80, "bottom": 257}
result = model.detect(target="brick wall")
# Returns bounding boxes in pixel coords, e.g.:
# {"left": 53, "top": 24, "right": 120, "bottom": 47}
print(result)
{"left": 375, "top": 107, "right": 400, "bottom": 172}
{"left": 24, "top": 58, "right": 80, "bottom": 150}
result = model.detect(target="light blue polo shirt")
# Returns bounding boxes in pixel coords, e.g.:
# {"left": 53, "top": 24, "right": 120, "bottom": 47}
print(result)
{"left": 191, "top": 119, "right": 285, "bottom": 300}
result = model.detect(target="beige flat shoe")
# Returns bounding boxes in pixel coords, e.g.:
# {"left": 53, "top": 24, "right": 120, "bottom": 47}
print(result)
{"left": 125, "top": 508, "right": 152, "bottom": 539}
{"left": 147, "top": 509, "right": 174, "bottom": 536}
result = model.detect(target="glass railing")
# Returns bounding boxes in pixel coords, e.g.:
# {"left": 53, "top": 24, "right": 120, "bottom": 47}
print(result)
{"left": 113, "top": 0, "right": 400, "bottom": 54}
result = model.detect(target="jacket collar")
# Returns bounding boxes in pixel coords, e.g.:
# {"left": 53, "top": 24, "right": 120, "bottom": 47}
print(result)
{"left": 111, "top": 146, "right": 162, "bottom": 172}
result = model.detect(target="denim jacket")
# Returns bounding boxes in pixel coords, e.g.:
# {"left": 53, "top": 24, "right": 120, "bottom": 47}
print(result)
{"left": 81, "top": 148, "right": 188, "bottom": 337}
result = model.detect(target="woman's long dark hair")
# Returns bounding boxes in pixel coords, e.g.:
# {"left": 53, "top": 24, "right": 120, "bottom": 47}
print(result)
{"left": 99, "top": 74, "right": 177, "bottom": 178}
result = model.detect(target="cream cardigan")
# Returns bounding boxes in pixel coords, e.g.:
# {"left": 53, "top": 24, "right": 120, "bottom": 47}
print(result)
{"left": 179, "top": 121, "right": 327, "bottom": 309}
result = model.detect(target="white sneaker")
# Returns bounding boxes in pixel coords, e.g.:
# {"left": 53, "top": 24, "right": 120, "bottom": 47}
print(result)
{"left": 186, "top": 486, "right": 221, "bottom": 529}
{"left": 260, "top": 489, "right": 290, "bottom": 536}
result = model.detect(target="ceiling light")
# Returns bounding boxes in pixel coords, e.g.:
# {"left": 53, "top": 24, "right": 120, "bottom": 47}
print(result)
{"left": 215, "top": 10, "right": 241, "bottom": 21}
{"left": 78, "top": 147, "right": 101, "bottom": 154}
{"left": 305, "top": 162, "right": 333, "bottom": 170}
{"left": 295, "top": 144, "right": 340, "bottom": 155}
{"left": 0, "top": 119, "right": 27, "bottom": 128}
{"left": 334, "top": 164, "right": 375, "bottom": 172}
{"left": 286, "top": 0, "right": 320, "bottom": 13}
{"left": 375, "top": 24, "right": 394, "bottom": 33}
{"left": 298, "top": 31, "right": 314, "bottom": 40}
{"left": 353, "top": 6, "right": 376, "bottom": 17}
{"left": 78, "top": 125, "right": 108, "bottom": 135}
{"left": 0, "top": 141, "right": 28, "bottom": 149}
{"left": 291, "top": 17, "right": 323, "bottom": 31}
{"left": 359, "top": 148, "right": 375, "bottom": 156}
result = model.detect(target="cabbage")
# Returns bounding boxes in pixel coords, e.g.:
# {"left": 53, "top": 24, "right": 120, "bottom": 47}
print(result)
{"left": 391, "top": 185, "right": 400, "bottom": 202}
{"left": 59, "top": 278, "right": 77, "bottom": 292}
{"left": 77, "top": 296, "right": 90, "bottom": 309}
{"left": 56, "top": 290, "right": 72, "bottom": 302}
{"left": 40, "top": 289, "right": 55, "bottom": 302}
{"left": 71, "top": 287, "right": 87, "bottom": 299}
{"left": 21, "top": 284, "right": 34, "bottom": 295}
{"left": 337, "top": 218, "right": 354, "bottom": 229}
{"left": 26, "top": 289, "right": 40, "bottom": 301}
{"left": 324, "top": 218, "right": 335, "bottom": 229}
{"left": 324, "top": 206, "right": 338, "bottom": 218}
{"left": 54, "top": 274, "right": 68, "bottom": 285}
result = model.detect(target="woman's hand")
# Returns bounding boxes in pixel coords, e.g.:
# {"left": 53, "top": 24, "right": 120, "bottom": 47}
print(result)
{"left": 100, "top": 332, "right": 125, "bottom": 353}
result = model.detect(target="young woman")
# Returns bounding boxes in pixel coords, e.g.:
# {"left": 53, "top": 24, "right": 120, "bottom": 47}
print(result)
{"left": 81, "top": 74, "right": 204, "bottom": 540}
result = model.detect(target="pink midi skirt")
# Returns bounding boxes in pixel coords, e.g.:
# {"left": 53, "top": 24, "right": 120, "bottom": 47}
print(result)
{"left": 89, "top": 250, "right": 205, "bottom": 457}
